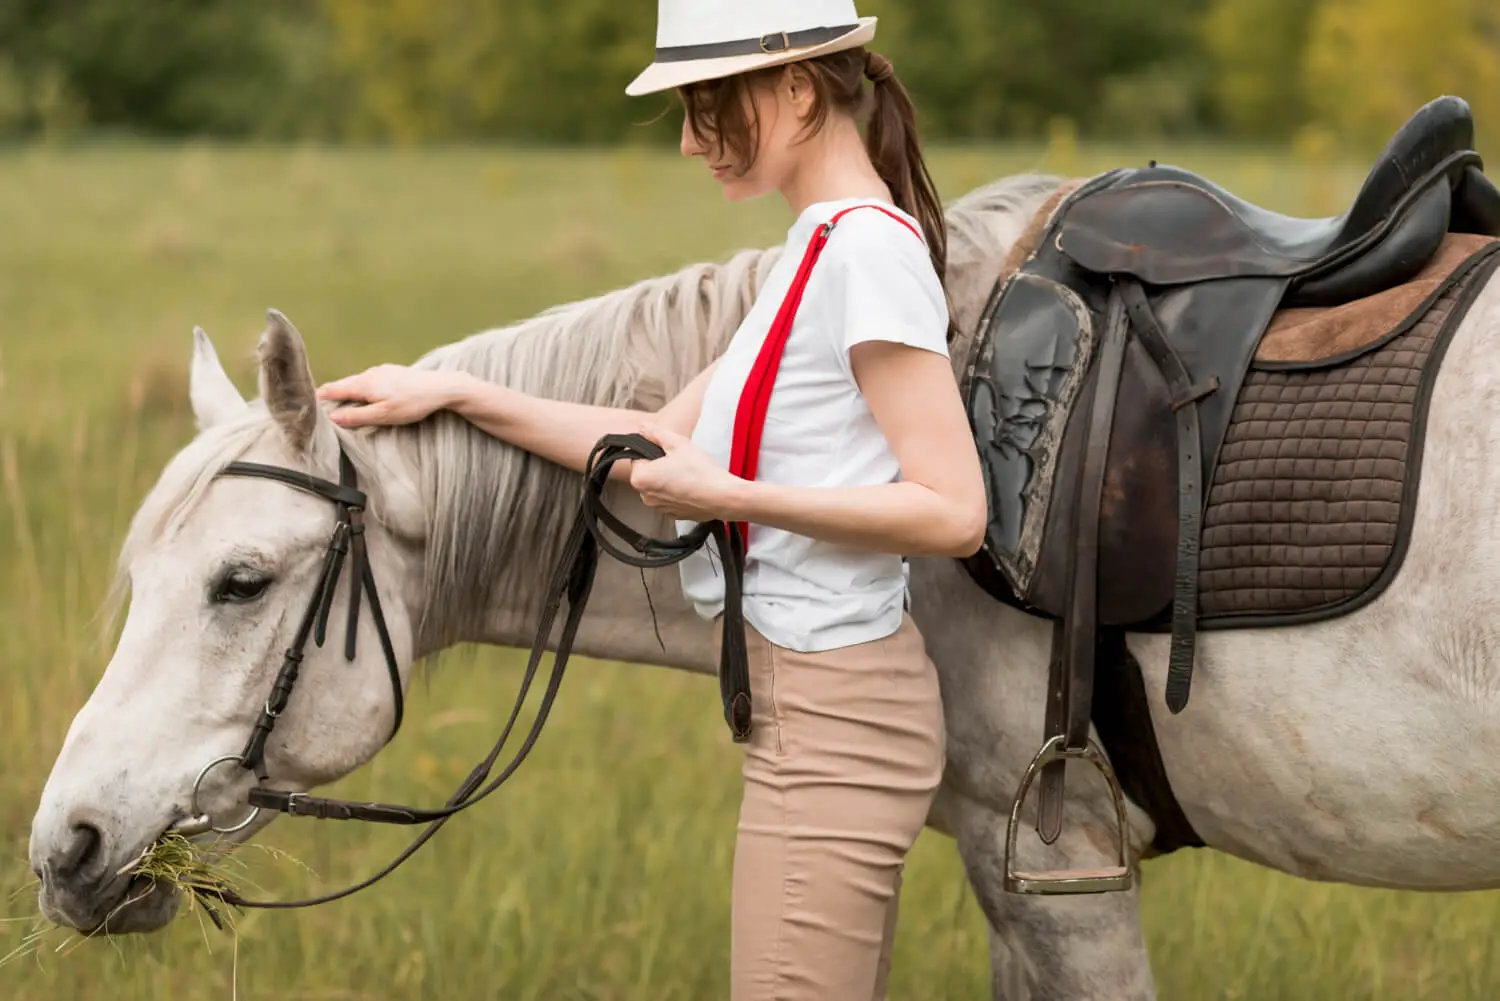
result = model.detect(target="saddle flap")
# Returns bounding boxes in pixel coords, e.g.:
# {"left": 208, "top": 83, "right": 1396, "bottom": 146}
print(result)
{"left": 968, "top": 271, "right": 1098, "bottom": 595}
{"left": 1027, "top": 332, "right": 1182, "bottom": 624}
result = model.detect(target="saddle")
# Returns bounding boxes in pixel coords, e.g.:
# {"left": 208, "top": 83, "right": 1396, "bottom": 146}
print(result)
{"left": 961, "top": 95, "right": 1500, "bottom": 895}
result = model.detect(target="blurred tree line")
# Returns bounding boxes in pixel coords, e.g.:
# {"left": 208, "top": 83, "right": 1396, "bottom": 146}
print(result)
{"left": 0, "top": 0, "right": 1495, "bottom": 148}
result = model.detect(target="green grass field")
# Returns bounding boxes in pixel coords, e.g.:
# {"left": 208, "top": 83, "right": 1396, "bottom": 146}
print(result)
{"left": 4, "top": 140, "right": 1500, "bottom": 1000}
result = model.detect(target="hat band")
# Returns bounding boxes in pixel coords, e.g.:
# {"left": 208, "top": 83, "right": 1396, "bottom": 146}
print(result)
{"left": 654, "top": 24, "right": 860, "bottom": 64}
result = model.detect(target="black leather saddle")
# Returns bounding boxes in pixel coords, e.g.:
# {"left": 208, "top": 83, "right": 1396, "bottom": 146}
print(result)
{"left": 962, "top": 95, "right": 1500, "bottom": 896}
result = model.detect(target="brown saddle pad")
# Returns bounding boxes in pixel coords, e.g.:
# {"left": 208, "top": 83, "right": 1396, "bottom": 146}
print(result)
{"left": 1257, "top": 233, "right": 1500, "bottom": 365}
{"left": 1196, "top": 238, "right": 1500, "bottom": 624}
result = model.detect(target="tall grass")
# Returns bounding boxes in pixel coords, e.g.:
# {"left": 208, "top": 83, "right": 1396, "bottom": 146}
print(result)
{"left": 2, "top": 141, "right": 1499, "bottom": 999}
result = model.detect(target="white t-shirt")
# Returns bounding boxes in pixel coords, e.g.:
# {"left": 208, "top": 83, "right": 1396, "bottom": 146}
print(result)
{"left": 677, "top": 197, "right": 951, "bottom": 653}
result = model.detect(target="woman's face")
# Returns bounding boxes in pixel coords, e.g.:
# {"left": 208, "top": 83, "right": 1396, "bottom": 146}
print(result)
{"left": 680, "top": 69, "right": 811, "bottom": 202}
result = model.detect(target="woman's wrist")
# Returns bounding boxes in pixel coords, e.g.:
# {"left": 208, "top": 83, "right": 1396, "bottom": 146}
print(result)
{"left": 711, "top": 473, "right": 749, "bottom": 523}
{"left": 444, "top": 371, "right": 500, "bottom": 416}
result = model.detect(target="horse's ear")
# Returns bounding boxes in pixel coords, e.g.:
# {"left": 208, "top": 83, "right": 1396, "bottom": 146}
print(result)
{"left": 258, "top": 309, "right": 337, "bottom": 459}
{"left": 190, "top": 327, "right": 248, "bottom": 430}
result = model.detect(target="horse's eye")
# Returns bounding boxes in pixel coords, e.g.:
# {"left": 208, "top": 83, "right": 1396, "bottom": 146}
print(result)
{"left": 212, "top": 570, "right": 272, "bottom": 605}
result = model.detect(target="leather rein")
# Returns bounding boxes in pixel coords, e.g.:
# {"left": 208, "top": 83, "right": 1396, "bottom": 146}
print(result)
{"left": 187, "top": 433, "right": 750, "bottom": 911}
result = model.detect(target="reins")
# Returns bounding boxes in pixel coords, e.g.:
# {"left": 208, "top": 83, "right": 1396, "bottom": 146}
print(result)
{"left": 204, "top": 434, "right": 749, "bottom": 911}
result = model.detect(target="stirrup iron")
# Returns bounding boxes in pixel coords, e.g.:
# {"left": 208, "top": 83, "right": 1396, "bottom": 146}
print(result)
{"left": 1004, "top": 735, "right": 1134, "bottom": 895}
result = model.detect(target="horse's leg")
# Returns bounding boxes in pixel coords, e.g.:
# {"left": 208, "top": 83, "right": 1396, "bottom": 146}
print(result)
{"left": 942, "top": 787, "right": 1157, "bottom": 1001}
{"left": 913, "top": 557, "right": 1159, "bottom": 1000}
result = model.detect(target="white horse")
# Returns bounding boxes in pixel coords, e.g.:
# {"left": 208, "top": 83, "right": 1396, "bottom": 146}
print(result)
{"left": 27, "top": 171, "right": 1500, "bottom": 999}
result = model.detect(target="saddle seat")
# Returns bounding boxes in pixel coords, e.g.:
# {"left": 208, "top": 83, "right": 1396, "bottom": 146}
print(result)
{"left": 1056, "top": 96, "right": 1500, "bottom": 307}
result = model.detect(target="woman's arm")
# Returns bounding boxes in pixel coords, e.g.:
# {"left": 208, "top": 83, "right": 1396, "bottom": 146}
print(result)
{"left": 320, "top": 361, "right": 718, "bottom": 482}
{"left": 731, "top": 341, "right": 986, "bottom": 557}
{"left": 632, "top": 341, "right": 987, "bottom": 558}
{"left": 446, "top": 361, "right": 717, "bottom": 479}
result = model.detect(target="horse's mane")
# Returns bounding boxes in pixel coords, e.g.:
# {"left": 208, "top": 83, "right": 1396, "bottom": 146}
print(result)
{"left": 113, "top": 173, "right": 1066, "bottom": 651}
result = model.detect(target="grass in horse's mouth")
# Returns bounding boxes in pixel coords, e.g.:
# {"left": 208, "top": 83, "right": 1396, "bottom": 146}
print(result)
{"left": 1, "top": 833, "right": 312, "bottom": 970}
{"left": 116, "top": 831, "right": 246, "bottom": 931}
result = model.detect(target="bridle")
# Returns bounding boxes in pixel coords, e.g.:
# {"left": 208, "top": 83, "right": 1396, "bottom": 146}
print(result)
{"left": 172, "top": 450, "right": 403, "bottom": 842}
{"left": 172, "top": 433, "right": 751, "bottom": 911}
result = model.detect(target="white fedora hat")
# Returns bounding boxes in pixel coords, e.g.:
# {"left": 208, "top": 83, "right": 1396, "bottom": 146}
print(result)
{"left": 625, "top": 0, "right": 877, "bottom": 97}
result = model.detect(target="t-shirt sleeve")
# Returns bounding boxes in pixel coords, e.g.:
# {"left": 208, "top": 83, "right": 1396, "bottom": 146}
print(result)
{"left": 816, "top": 211, "right": 951, "bottom": 381}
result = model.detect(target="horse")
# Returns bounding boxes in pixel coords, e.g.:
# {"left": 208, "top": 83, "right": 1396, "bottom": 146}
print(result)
{"left": 25, "top": 168, "right": 1500, "bottom": 1000}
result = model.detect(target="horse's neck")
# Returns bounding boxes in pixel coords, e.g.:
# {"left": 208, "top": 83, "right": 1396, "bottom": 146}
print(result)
{"left": 482, "top": 485, "right": 721, "bottom": 676}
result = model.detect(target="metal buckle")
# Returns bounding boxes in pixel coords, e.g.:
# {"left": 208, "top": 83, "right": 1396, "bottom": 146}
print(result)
{"left": 760, "top": 31, "right": 790, "bottom": 53}
{"left": 1004, "top": 735, "right": 1134, "bottom": 895}
{"left": 284, "top": 792, "right": 310, "bottom": 816}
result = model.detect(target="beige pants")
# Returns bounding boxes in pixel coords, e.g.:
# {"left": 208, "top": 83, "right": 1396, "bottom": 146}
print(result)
{"left": 729, "top": 612, "right": 946, "bottom": 1001}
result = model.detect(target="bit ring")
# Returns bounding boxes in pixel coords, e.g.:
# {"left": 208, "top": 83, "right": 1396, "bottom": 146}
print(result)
{"left": 172, "top": 754, "right": 261, "bottom": 836}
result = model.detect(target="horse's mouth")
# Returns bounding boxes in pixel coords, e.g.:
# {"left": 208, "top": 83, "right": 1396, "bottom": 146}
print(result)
{"left": 39, "top": 822, "right": 214, "bottom": 937}
{"left": 79, "top": 872, "right": 182, "bottom": 936}
{"left": 38, "top": 862, "right": 183, "bottom": 937}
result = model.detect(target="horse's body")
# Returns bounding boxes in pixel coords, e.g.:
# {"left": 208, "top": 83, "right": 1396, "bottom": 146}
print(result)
{"left": 27, "top": 171, "right": 1500, "bottom": 999}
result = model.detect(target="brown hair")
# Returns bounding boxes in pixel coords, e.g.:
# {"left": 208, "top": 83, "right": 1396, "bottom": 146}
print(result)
{"left": 678, "top": 49, "right": 955, "bottom": 340}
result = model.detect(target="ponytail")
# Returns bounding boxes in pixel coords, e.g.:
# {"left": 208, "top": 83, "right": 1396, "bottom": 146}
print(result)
{"left": 861, "top": 52, "right": 955, "bottom": 340}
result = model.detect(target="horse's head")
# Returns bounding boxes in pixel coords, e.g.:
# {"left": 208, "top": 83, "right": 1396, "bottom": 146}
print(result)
{"left": 29, "top": 311, "right": 427, "bottom": 934}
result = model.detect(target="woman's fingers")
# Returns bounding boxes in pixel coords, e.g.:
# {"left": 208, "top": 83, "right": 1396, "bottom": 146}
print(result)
{"left": 650, "top": 425, "right": 692, "bottom": 451}
{"left": 328, "top": 401, "right": 392, "bottom": 428}
{"left": 637, "top": 421, "right": 691, "bottom": 454}
{"left": 317, "top": 367, "right": 457, "bottom": 430}
{"left": 316, "top": 373, "right": 372, "bottom": 402}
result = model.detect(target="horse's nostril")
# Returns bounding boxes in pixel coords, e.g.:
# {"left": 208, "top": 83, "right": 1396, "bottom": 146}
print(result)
{"left": 53, "top": 822, "right": 103, "bottom": 883}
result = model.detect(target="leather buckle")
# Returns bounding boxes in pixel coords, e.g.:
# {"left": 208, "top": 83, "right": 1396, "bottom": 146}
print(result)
{"left": 1004, "top": 735, "right": 1135, "bottom": 895}
{"left": 760, "top": 31, "right": 790, "bottom": 53}
{"left": 1170, "top": 375, "right": 1221, "bottom": 413}
{"left": 729, "top": 692, "right": 753, "bottom": 744}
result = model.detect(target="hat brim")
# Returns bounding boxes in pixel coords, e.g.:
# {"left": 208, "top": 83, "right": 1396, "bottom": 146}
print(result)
{"left": 625, "top": 17, "right": 877, "bottom": 97}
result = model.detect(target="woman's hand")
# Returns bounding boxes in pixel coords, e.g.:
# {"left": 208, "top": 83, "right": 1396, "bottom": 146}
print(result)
{"left": 629, "top": 423, "right": 742, "bottom": 523}
{"left": 316, "top": 365, "right": 472, "bottom": 429}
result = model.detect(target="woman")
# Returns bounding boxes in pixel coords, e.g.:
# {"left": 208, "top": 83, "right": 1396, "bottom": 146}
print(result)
{"left": 316, "top": 3, "right": 987, "bottom": 997}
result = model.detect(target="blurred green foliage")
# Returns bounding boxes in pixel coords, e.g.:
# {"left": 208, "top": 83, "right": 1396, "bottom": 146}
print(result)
{"left": 0, "top": 0, "right": 1495, "bottom": 148}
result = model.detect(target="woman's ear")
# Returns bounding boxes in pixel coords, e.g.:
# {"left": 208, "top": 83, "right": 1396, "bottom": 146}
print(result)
{"left": 783, "top": 65, "right": 814, "bottom": 115}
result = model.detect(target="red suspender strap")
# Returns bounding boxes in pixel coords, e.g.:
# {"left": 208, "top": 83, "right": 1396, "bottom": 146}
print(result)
{"left": 725, "top": 204, "right": 924, "bottom": 548}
